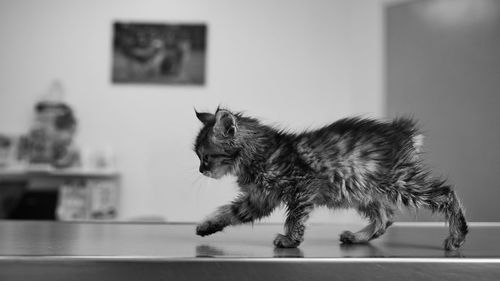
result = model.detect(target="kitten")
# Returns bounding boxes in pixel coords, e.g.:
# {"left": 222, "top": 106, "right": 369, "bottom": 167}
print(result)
{"left": 193, "top": 108, "right": 468, "bottom": 250}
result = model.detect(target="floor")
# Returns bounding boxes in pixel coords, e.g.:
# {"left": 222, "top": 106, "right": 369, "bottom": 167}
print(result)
{"left": 0, "top": 220, "right": 499, "bottom": 280}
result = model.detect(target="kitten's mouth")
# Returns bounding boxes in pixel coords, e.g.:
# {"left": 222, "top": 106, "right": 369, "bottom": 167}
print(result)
{"left": 202, "top": 171, "right": 221, "bottom": 179}
{"left": 202, "top": 169, "right": 228, "bottom": 179}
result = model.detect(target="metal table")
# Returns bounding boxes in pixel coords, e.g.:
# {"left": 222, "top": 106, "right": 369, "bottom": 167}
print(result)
{"left": 0, "top": 220, "right": 499, "bottom": 280}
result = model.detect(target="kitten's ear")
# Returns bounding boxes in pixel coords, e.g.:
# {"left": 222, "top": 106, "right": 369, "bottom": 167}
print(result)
{"left": 214, "top": 109, "right": 237, "bottom": 137}
{"left": 195, "top": 108, "right": 215, "bottom": 125}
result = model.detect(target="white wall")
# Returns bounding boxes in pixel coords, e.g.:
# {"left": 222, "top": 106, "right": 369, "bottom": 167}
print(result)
{"left": 0, "top": 0, "right": 384, "bottom": 223}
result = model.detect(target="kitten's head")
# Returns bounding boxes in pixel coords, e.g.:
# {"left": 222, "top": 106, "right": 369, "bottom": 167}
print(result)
{"left": 194, "top": 108, "right": 239, "bottom": 179}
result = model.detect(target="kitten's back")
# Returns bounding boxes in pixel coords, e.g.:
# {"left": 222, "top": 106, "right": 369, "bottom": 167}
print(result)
{"left": 295, "top": 117, "right": 421, "bottom": 178}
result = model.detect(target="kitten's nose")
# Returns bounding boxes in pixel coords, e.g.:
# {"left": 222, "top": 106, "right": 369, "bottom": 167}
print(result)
{"left": 199, "top": 165, "right": 206, "bottom": 173}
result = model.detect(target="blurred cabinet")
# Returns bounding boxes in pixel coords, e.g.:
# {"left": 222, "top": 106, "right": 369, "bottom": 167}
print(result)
{"left": 386, "top": 0, "right": 500, "bottom": 221}
{"left": 0, "top": 166, "right": 119, "bottom": 220}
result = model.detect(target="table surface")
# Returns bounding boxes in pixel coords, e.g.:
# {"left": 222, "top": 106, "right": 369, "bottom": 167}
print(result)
{"left": 0, "top": 220, "right": 499, "bottom": 260}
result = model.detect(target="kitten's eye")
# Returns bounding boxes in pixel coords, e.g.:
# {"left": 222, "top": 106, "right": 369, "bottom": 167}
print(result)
{"left": 202, "top": 153, "right": 225, "bottom": 163}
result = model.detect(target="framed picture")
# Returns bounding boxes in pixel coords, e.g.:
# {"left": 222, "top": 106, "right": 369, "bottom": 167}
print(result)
{"left": 112, "top": 22, "right": 207, "bottom": 85}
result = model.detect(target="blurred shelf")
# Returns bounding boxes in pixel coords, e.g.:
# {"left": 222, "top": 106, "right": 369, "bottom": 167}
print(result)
{"left": 0, "top": 165, "right": 120, "bottom": 221}
{"left": 0, "top": 165, "right": 119, "bottom": 181}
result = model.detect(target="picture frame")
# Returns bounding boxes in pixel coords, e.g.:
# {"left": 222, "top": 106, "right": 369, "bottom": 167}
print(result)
{"left": 112, "top": 22, "right": 207, "bottom": 85}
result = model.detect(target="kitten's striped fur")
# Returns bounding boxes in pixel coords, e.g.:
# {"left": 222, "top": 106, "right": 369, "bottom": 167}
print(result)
{"left": 194, "top": 108, "right": 468, "bottom": 250}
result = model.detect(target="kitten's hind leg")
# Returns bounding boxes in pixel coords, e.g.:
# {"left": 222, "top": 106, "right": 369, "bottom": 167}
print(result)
{"left": 403, "top": 178, "right": 468, "bottom": 250}
{"left": 372, "top": 208, "right": 395, "bottom": 239}
{"left": 427, "top": 183, "right": 468, "bottom": 251}
{"left": 340, "top": 204, "right": 393, "bottom": 244}
{"left": 340, "top": 223, "right": 377, "bottom": 244}
{"left": 441, "top": 188, "right": 468, "bottom": 251}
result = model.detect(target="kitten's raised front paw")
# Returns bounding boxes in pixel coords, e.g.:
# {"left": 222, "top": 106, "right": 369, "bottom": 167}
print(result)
{"left": 273, "top": 234, "right": 301, "bottom": 248}
{"left": 444, "top": 235, "right": 465, "bottom": 251}
{"left": 340, "top": 231, "right": 358, "bottom": 244}
{"left": 196, "top": 220, "right": 225, "bottom": 237}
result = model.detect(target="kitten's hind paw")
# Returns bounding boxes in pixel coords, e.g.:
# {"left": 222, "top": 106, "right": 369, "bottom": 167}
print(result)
{"left": 273, "top": 234, "right": 301, "bottom": 248}
{"left": 340, "top": 230, "right": 371, "bottom": 244}
{"left": 444, "top": 236, "right": 466, "bottom": 251}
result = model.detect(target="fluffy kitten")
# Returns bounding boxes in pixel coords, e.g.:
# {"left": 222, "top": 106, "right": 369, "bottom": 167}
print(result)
{"left": 193, "top": 108, "right": 468, "bottom": 250}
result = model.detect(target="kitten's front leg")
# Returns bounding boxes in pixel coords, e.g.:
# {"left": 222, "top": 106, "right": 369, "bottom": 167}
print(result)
{"left": 196, "top": 205, "right": 235, "bottom": 236}
{"left": 274, "top": 202, "right": 314, "bottom": 248}
{"left": 196, "top": 193, "right": 277, "bottom": 237}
